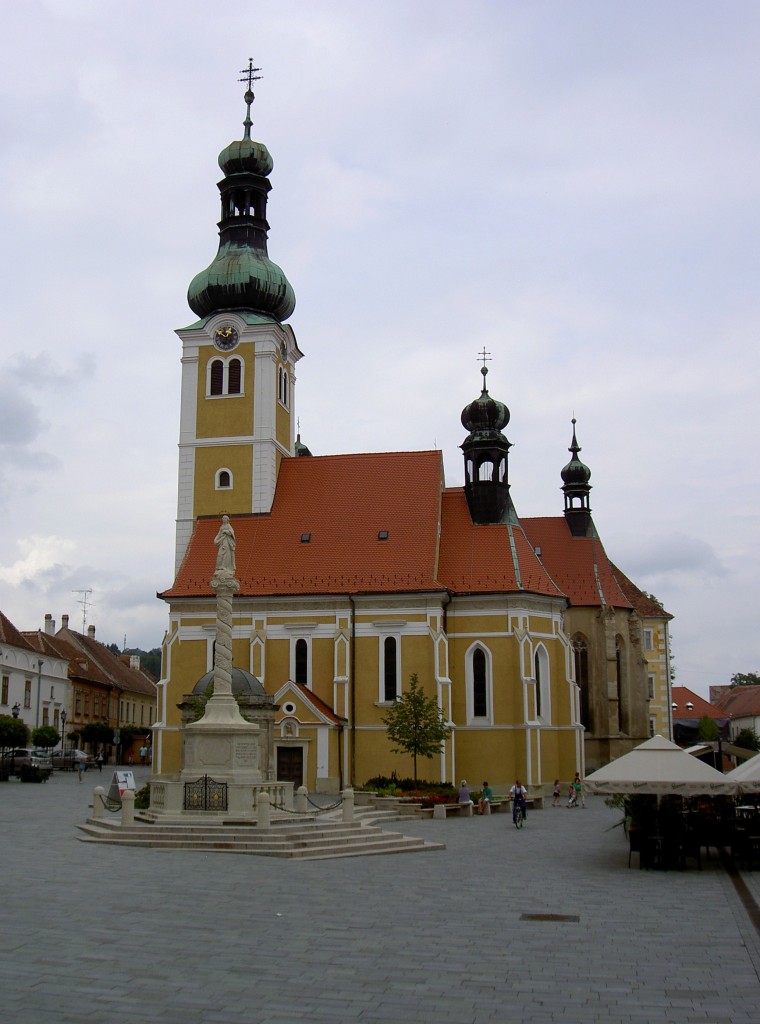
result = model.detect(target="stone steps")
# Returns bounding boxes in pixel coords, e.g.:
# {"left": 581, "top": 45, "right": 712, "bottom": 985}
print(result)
{"left": 77, "top": 818, "right": 444, "bottom": 860}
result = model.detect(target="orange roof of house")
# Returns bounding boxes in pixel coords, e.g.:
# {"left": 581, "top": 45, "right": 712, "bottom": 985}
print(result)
{"left": 163, "top": 452, "right": 564, "bottom": 600}
{"left": 713, "top": 684, "right": 760, "bottom": 718}
{"left": 0, "top": 611, "right": 35, "bottom": 651}
{"left": 521, "top": 517, "right": 632, "bottom": 609}
{"left": 22, "top": 630, "right": 111, "bottom": 686}
{"left": 59, "top": 629, "right": 158, "bottom": 698}
{"left": 671, "top": 686, "right": 727, "bottom": 721}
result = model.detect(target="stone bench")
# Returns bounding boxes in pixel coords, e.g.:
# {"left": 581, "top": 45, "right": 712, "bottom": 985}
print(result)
{"left": 432, "top": 802, "right": 474, "bottom": 819}
{"left": 479, "top": 799, "right": 509, "bottom": 815}
{"left": 482, "top": 798, "right": 538, "bottom": 815}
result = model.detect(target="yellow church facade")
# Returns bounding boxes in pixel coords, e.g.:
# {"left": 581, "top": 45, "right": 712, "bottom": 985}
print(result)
{"left": 153, "top": 75, "right": 665, "bottom": 798}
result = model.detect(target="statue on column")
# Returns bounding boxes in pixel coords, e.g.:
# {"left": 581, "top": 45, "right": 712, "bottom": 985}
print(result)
{"left": 214, "top": 515, "right": 236, "bottom": 573}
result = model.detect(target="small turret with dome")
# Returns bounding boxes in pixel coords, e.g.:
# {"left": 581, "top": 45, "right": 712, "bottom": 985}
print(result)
{"left": 561, "top": 418, "right": 594, "bottom": 537}
{"left": 187, "top": 61, "right": 295, "bottom": 323}
{"left": 460, "top": 353, "right": 514, "bottom": 524}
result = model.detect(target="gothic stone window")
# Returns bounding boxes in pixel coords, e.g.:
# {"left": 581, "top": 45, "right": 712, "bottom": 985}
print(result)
{"left": 572, "top": 635, "right": 591, "bottom": 732}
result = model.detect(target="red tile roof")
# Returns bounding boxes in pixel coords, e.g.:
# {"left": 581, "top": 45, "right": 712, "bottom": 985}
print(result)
{"left": 290, "top": 681, "right": 346, "bottom": 725}
{"left": 58, "top": 629, "right": 157, "bottom": 698}
{"left": 0, "top": 611, "right": 35, "bottom": 651}
{"left": 713, "top": 684, "right": 760, "bottom": 718}
{"left": 163, "top": 452, "right": 563, "bottom": 600}
{"left": 437, "top": 491, "right": 564, "bottom": 597}
{"left": 22, "top": 630, "right": 109, "bottom": 685}
{"left": 521, "top": 517, "right": 632, "bottom": 609}
{"left": 165, "top": 451, "right": 445, "bottom": 597}
{"left": 671, "top": 686, "right": 726, "bottom": 721}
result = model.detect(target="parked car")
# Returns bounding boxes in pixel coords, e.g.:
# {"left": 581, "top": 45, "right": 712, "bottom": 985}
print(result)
{"left": 7, "top": 748, "right": 53, "bottom": 775}
{"left": 51, "top": 749, "right": 96, "bottom": 771}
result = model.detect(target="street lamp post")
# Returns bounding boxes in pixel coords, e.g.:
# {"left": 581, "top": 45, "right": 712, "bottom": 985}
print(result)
{"left": 11, "top": 703, "right": 20, "bottom": 719}
{"left": 35, "top": 659, "right": 44, "bottom": 728}
{"left": 60, "top": 710, "right": 67, "bottom": 754}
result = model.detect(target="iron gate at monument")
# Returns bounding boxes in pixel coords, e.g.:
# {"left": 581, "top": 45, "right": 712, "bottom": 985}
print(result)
{"left": 184, "top": 775, "right": 228, "bottom": 811}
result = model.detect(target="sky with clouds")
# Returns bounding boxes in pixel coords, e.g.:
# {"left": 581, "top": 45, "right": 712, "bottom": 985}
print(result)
{"left": 0, "top": 1, "right": 757, "bottom": 696}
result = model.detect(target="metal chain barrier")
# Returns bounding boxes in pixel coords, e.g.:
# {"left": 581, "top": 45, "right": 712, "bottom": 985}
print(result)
{"left": 97, "top": 792, "right": 123, "bottom": 814}
{"left": 270, "top": 793, "right": 344, "bottom": 815}
{"left": 306, "top": 794, "right": 343, "bottom": 812}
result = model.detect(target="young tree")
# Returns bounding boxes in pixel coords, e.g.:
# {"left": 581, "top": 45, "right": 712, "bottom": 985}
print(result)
{"left": 0, "top": 714, "right": 29, "bottom": 752}
{"left": 382, "top": 673, "right": 451, "bottom": 784}
{"left": 697, "top": 716, "right": 720, "bottom": 742}
{"left": 31, "top": 726, "right": 60, "bottom": 750}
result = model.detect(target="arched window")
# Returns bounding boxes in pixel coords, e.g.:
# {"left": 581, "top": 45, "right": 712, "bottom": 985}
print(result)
{"left": 207, "top": 355, "right": 244, "bottom": 397}
{"left": 616, "top": 635, "right": 629, "bottom": 733}
{"left": 295, "top": 639, "right": 308, "bottom": 687}
{"left": 216, "top": 469, "right": 232, "bottom": 490}
{"left": 278, "top": 365, "right": 289, "bottom": 407}
{"left": 466, "top": 643, "right": 492, "bottom": 723}
{"left": 572, "top": 634, "right": 591, "bottom": 731}
{"left": 478, "top": 459, "right": 494, "bottom": 482}
{"left": 228, "top": 358, "right": 241, "bottom": 395}
{"left": 383, "top": 636, "right": 398, "bottom": 702}
{"left": 473, "top": 648, "right": 487, "bottom": 717}
{"left": 534, "top": 644, "right": 550, "bottom": 721}
{"left": 210, "top": 360, "right": 224, "bottom": 396}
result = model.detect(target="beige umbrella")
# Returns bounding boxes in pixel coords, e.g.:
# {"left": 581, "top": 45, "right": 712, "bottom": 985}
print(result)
{"left": 584, "top": 734, "right": 737, "bottom": 796}
{"left": 726, "top": 752, "right": 760, "bottom": 794}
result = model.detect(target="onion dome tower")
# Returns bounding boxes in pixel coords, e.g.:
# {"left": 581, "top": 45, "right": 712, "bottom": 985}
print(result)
{"left": 173, "top": 63, "right": 302, "bottom": 575}
{"left": 561, "top": 418, "right": 594, "bottom": 537}
{"left": 460, "top": 361, "right": 513, "bottom": 524}
{"left": 187, "top": 63, "right": 295, "bottom": 322}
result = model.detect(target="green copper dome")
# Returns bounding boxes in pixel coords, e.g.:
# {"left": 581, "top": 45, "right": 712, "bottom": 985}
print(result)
{"left": 561, "top": 419, "right": 592, "bottom": 487}
{"left": 218, "top": 137, "right": 273, "bottom": 177}
{"left": 186, "top": 67, "right": 295, "bottom": 322}
{"left": 188, "top": 243, "right": 295, "bottom": 321}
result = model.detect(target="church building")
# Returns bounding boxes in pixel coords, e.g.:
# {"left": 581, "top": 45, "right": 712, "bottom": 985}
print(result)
{"left": 154, "top": 73, "right": 670, "bottom": 795}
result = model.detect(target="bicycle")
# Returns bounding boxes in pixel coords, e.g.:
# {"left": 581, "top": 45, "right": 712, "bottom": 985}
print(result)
{"left": 512, "top": 797, "right": 527, "bottom": 828}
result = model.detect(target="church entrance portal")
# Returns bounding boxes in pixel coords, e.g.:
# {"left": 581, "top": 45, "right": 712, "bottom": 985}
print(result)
{"left": 277, "top": 746, "right": 303, "bottom": 787}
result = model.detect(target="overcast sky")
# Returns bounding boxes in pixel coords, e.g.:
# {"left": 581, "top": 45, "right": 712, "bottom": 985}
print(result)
{"left": 1, "top": 1, "right": 757, "bottom": 696}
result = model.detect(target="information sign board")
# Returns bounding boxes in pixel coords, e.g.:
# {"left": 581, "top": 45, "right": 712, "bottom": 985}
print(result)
{"left": 107, "top": 770, "right": 136, "bottom": 802}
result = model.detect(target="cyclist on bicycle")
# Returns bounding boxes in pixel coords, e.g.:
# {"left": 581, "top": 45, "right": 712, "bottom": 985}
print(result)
{"left": 510, "top": 779, "right": 528, "bottom": 825}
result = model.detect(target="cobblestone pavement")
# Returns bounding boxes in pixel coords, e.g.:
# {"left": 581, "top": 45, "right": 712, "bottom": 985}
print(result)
{"left": 2, "top": 769, "right": 759, "bottom": 1024}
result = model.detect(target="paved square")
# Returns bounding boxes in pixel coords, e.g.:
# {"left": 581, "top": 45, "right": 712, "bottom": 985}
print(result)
{"left": 2, "top": 769, "right": 758, "bottom": 1023}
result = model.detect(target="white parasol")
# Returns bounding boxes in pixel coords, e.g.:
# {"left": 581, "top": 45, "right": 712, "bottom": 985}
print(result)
{"left": 725, "top": 751, "right": 760, "bottom": 794}
{"left": 584, "top": 734, "right": 737, "bottom": 796}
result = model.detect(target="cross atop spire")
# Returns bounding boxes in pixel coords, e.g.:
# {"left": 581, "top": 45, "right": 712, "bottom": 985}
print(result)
{"left": 238, "top": 59, "right": 263, "bottom": 140}
{"left": 477, "top": 347, "right": 492, "bottom": 388}
{"left": 239, "top": 58, "right": 262, "bottom": 91}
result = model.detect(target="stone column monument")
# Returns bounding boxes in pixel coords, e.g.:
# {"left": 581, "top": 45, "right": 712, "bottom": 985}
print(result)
{"left": 178, "top": 516, "right": 263, "bottom": 814}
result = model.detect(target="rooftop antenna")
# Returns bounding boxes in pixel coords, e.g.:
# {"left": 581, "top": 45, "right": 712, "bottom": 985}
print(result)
{"left": 72, "top": 589, "right": 93, "bottom": 633}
